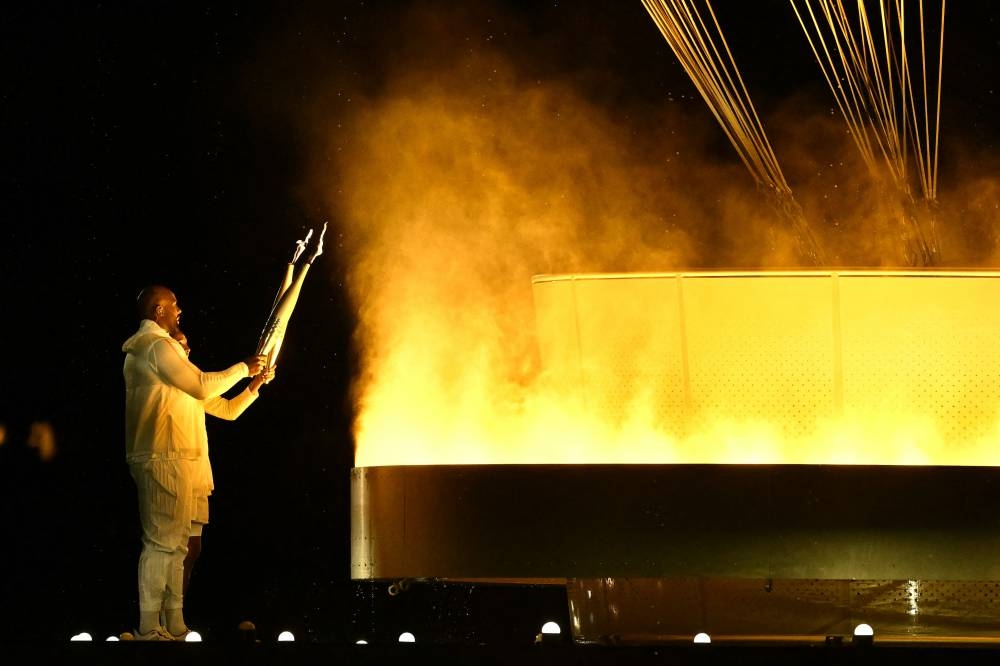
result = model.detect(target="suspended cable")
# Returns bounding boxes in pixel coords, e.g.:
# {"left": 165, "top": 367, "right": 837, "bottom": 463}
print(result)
{"left": 642, "top": 0, "right": 826, "bottom": 265}
{"left": 789, "top": 0, "right": 945, "bottom": 265}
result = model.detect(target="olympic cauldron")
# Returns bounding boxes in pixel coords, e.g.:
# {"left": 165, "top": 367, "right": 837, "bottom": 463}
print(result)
{"left": 351, "top": 271, "right": 1000, "bottom": 643}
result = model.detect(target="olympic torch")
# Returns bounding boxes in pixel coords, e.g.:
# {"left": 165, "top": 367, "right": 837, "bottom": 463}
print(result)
{"left": 255, "top": 222, "right": 327, "bottom": 373}
{"left": 258, "top": 228, "right": 313, "bottom": 370}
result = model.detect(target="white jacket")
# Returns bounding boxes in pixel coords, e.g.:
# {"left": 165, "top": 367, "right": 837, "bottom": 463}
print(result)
{"left": 122, "top": 319, "right": 249, "bottom": 464}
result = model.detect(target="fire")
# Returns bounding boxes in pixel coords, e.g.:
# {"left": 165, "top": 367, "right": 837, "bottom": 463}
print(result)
{"left": 528, "top": 271, "right": 1000, "bottom": 467}
{"left": 350, "top": 269, "right": 1000, "bottom": 468}
{"left": 300, "top": 12, "right": 1000, "bottom": 468}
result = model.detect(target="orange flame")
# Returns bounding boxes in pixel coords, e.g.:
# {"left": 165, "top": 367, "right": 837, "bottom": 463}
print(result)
{"left": 299, "top": 18, "right": 1000, "bottom": 467}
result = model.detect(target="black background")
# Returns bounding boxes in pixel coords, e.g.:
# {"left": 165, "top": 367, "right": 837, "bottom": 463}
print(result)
{"left": 1, "top": 0, "right": 997, "bottom": 644}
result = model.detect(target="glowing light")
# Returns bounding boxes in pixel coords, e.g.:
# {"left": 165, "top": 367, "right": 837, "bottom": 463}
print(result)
{"left": 398, "top": 631, "right": 416, "bottom": 643}
{"left": 352, "top": 272, "right": 1000, "bottom": 467}
{"left": 70, "top": 632, "right": 92, "bottom": 641}
{"left": 356, "top": 639, "right": 369, "bottom": 645}
{"left": 693, "top": 632, "right": 711, "bottom": 644}
{"left": 905, "top": 580, "right": 920, "bottom": 616}
{"left": 185, "top": 631, "right": 202, "bottom": 642}
{"left": 540, "top": 621, "right": 561, "bottom": 635}
{"left": 853, "top": 623, "right": 874, "bottom": 637}
{"left": 277, "top": 631, "right": 295, "bottom": 642}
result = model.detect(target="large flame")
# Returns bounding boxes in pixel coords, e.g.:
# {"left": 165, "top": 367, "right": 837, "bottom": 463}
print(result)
{"left": 293, "top": 5, "right": 1000, "bottom": 467}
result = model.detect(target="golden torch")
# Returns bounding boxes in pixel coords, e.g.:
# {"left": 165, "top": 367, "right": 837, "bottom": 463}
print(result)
{"left": 255, "top": 222, "right": 327, "bottom": 373}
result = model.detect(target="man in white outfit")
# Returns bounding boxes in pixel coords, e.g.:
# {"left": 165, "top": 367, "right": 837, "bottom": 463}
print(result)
{"left": 122, "top": 285, "right": 266, "bottom": 641}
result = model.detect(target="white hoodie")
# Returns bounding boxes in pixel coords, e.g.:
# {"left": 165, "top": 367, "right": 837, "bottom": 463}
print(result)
{"left": 122, "top": 319, "right": 249, "bottom": 464}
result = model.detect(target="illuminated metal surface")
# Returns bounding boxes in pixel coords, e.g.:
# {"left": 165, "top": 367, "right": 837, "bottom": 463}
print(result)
{"left": 352, "top": 464, "right": 1000, "bottom": 640}
{"left": 567, "top": 578, "right": 1000, "bottom": 643}
{"left": 351, "top": 464, "right": 1000, "bottom": 581}
{"left": 532, "top": 270, "right": 1000, "bottom": 464}
{"left": 352, "top": 271, "right": 1000, "bottom": 642}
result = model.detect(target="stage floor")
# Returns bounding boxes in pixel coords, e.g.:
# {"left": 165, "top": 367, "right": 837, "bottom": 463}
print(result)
{"left": 13, "top": 641, "right": 1000, "bottom": 666}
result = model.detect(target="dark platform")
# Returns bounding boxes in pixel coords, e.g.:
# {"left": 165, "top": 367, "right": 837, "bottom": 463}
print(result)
{"left": 352, "top": 464, "right": 1000, "bottom": 580}
{"left": 351, "top": 464, "right": 1000, "bottom": 643}
{"left": 13, "top": 641, "right": 1000, "bottom": 666}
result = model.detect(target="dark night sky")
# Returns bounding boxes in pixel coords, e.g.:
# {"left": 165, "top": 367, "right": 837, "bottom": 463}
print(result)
{"left": 1, "top": 0, "right": 998, "bottom": 643}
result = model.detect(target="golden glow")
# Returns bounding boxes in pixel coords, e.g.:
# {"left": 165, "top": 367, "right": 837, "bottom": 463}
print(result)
{"left": 529, "top": 272, "right": 1000, "bottom": 467}
{"left": 300, "top": 7, "right": 1000, "bottom": 468}
{"left": 349, "top": 270, "right": 1000, "bottom": 467}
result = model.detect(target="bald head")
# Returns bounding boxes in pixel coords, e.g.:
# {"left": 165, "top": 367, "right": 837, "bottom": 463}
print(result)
{"left": 136, "top": 285, "right": 175, "bottom": 320}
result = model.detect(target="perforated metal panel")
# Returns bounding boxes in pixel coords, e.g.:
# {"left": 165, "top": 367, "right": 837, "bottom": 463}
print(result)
{"left": 838, "top": 276, "right": 1000, "bottom": 455}
{"left": 531, "top": 271, "right": 1000, "bottom": 464}
{"left": 567, "top": 577, "right": 1000, "bottom": 643}
{"left": 682, "top": 275, "right": 835, "bottom": 442}
{"left": 571, "top": 276, "right": 687, "bottom": 432}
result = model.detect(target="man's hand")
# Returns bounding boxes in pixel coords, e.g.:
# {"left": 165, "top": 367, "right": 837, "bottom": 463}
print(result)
{"left": 244, "top": 354, "right": 267, "bottom": 377}
{"left": 249, "top": 366, "right": 276, "bottom": 395}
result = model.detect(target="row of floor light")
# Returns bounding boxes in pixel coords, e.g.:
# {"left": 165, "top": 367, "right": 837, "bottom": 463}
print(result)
{"left": 693, "top": 624, "right": 875, "bottom": 645}
{"left": 71, "top": 630, "right": 298, "bottom": 642}
{"left": 70, "top": 622, "right": 566, "bottom": 644}
{"left": 71, "top": 622, "right": 876, "bottom": 644}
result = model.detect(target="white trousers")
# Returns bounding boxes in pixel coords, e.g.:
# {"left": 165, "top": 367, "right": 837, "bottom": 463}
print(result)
{"left": 130, "top": 459, "right": 196, "bottom": 613}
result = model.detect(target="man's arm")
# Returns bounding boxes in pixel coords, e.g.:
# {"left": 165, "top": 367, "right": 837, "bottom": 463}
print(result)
{"left": 150, "top": 337, "right": 249, "bottom": 400}
{"left": 203, "top": 367, "right": 274, "bottom": 420}
{"left": 203, "top": 390, "right": 257, "bottom": 421}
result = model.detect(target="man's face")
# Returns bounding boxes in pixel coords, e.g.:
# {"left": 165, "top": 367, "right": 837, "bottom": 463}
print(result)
{"left": 157, "top": 293, "right": 183, "bottom": 336}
